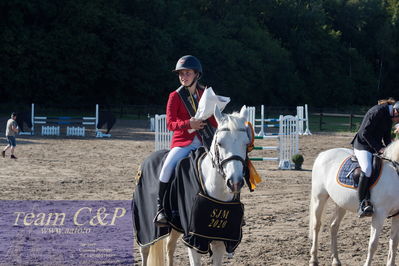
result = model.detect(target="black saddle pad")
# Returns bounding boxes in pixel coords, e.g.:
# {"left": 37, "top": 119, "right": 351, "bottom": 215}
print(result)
{"left": 336, "top": 156, "right": 381, "bottom": 189}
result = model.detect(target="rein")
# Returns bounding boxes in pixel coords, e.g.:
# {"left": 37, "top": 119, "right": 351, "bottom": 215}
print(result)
{"left": 209, "top": 127, "right": 247, "bottom": 179}
{"left": 197, "top": 151, "right": 241, "bottom": 201}
{"left": 374, "top": 154, "right": 399, "bottom": 218}
{"left": 375, "top": 154, "right": 399, "bottom": 173}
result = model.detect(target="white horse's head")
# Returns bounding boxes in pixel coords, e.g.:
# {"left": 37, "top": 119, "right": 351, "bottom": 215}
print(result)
{"left": 383, "top": 139, "right": 399, "bottom": 162}
{"left": 210, "top": 105, "right": 251, "bottom": 194}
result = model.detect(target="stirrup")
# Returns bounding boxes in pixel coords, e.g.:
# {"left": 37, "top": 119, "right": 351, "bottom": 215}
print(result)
{"left": 358, "top": 200, "right": 374, "bottom": 218}
{"left": 154, "top": 210, "right": 168, "bottom": 227}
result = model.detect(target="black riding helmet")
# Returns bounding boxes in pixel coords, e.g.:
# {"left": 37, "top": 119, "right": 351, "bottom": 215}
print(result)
{"left": 173, "top": 55, "right": 203, "bottom": 80}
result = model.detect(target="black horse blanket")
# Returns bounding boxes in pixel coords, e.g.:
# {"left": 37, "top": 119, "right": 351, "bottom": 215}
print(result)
{"left": 133, "top": 147, "right": 244, "bottom": 254}
{"left": 133, "top": 150, "right": 171, "bottom": 246}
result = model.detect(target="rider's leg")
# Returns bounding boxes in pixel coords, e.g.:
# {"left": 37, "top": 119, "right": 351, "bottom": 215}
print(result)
{"left": 155, "top": 180, "right": 169, "bottom": 226}
{"left": 155, "top": 137, "right": 201, "bottom": 225}
{"left": 354, "top": 149, "right": 373, "bottom": 217}
{"left": 358, "top": 172, "right": 373, "bottom": 217}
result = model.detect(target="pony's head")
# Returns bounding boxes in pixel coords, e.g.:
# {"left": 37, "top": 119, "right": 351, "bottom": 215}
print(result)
{"left": 211, "top": 105, "right": 251, "bottom": 194}
{"left": 383, "top": 139, "right": 399, "bottom": 162}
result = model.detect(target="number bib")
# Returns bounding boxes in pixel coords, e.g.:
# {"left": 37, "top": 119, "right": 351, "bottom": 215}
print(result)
{"left": 188, "top": 193, "right": 244, "bottom": 241}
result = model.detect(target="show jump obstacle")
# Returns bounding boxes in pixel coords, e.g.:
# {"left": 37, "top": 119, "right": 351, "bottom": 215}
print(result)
{"left": 248, "top": 104, "right": 311, "bottom": 137}
{"left": 153, "top": 105, "right": 309, "bottom": 169}
{"left": 247, "top": 109, "right": 299, "bottom": 169}
{"left": 18, "top": 104, "right": 113, "bottom": 138}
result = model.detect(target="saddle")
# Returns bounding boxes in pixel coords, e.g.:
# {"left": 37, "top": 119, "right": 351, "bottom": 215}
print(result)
{"left": 337, "top": 154, "right": 382, "bottom": 189}
{"left": 352, "top": 155, "right": 382, "bottom": 184}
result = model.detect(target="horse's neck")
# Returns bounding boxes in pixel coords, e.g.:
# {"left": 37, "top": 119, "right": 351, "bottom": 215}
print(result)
{"left": 200, "top": 154, "right": 234, "bottom": 202}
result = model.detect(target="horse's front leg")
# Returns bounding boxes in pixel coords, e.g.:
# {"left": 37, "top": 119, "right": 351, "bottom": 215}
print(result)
{"left": 309, "top": 193, "right": 329, "bottom": 266}
{"left": 139, "top": 246, "right": 150, "bottom": 266}
{"left": 387, "top": 216, "right": 399, "bottom": 266}
{"left": 330, "top": 205, "right": 346, "bottom": 266}
{"left": 364, "top": 212, "right": 385, "bottom": 266}
{"left": 166, "top": 229, "right": 180, "bottom": 266}
{"left": 188, "top": 248, "right": 201, "bottom": 266}
{"left": 210, "top": 241, "right": 225, "bottom": 266}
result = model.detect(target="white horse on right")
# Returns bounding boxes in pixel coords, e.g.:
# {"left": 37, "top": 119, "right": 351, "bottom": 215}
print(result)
{"left": 309, "top": 140, "right": 399, "bottom": 266}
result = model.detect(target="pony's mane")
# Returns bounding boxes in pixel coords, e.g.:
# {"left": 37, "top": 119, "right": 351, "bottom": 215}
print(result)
{"left": 383, "top": 139, "right": 399, "bottom": 162}
{"left": 219, "top": 111, "right": 246, "bottom": 131}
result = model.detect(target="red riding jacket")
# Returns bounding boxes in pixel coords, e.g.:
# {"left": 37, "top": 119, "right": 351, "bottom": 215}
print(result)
{"left": 166, "top": 88, "right": 218, "bottom": 148}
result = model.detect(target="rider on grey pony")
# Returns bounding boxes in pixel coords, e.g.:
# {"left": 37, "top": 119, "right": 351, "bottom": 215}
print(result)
{"left": 154, "top": 56, "right": 218, "bottom": 226}
{"left": 351, "top": 99, "right": 399, "bottom": 218}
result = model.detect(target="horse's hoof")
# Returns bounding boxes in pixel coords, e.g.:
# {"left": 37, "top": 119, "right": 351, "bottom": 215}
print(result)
{"left": 309, "top": 260, "right": 318, "bottom": 266}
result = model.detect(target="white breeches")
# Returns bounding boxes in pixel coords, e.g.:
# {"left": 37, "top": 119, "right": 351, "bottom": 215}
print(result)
{"left": 354, "top": 148, "right": 372, "bottom": 177}
{"left": 159, "top": 136, "right": 202, "bottom": 183}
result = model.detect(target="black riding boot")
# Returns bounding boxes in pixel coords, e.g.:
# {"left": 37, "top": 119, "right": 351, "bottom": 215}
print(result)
{"left": 154, "top": 181, "right": 169, "bottom": 226}
{"left": 357, "top": 172, "right": 373, "bottom": 218}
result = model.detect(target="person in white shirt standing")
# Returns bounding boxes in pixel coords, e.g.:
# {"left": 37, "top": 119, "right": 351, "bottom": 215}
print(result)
{"left": 2, "top": 112, "right": 19, "bottom": 159}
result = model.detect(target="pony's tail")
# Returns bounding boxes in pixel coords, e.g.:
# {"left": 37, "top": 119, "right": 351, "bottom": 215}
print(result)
{"left": 308, "top": 153, "right": 320, "bottom": 240}
{"left": 308, "top": 151, "right": 328, "bottom": 240}
{"left": 147, "top": 239, "right": 165, "bottom": 266}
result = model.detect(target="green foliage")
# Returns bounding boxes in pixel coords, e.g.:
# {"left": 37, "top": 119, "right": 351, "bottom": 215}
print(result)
{"left": 292, "top": 153, "right": 304, "bottom": 170}
{"left": 292, "top": 154, "right": 304, "bottom": 165}
{"left": 0, "top": 0, "right": 399, "bottom": 107}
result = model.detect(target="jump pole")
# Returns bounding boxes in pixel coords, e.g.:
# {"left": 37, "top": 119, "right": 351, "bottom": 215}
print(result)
{"left": 249, "top": 105, "right": 280, "bottom": 137}
{"left": 250, "top": 104, "right": 311, "bottom": 136}
{"left": 249, "top": 115, "right": 299, "bottom": 169}
{"left": 249, "top": 132, "right": 281, "bottom": 163}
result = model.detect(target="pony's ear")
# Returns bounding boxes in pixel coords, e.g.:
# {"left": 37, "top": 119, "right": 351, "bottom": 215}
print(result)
{"left": 239, "top": 105, "right": 247, "bottom": 119}
{"left": 214, "top": 105, "right": 223, "bottom": 124}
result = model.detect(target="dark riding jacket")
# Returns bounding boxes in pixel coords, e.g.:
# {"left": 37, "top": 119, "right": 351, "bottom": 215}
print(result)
{"left": 351, "top": 103, "right": 393, "bottom": 153}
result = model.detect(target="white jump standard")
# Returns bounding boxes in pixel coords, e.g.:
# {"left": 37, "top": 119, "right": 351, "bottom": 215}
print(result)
{"left": 154, "top": 114, "right": 173, "bottom": 151}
